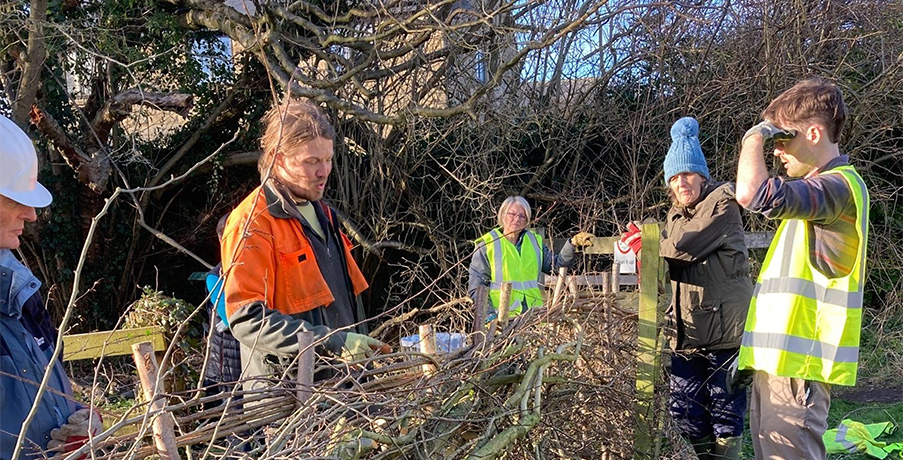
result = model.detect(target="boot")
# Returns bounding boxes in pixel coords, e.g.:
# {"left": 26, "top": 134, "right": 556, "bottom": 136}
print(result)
{"left": 689, "top": 434, "right": 715, "bottom": 460}
{"left": 711, "top": 436, "right": 742, "bottom": 460}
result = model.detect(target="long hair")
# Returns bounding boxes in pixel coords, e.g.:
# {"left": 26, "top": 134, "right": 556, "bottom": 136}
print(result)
{"left": 258, "top": 99, "right": 336, "bottom": 180}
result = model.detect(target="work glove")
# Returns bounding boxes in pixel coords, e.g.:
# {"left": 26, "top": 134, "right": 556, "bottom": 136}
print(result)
{"left": 619, "top": 222, "right": 643, "bottom": 254}
{"left": 725, "top": 355, "right": 755, "bottom": 395}
{"left": 48, "top": 408, "right": 102, "bottom": 459}
{"left": 570, "top": 232, "right": 595, "bottom": 249}
{"left": 741, "top": 120, "right": 796, "bottom": 144}
{"left": 340, "top": 332, "right": 390, "bottom": 363}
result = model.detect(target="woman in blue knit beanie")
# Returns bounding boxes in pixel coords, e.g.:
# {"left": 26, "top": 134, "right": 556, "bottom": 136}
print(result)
{"left": 621, "top": 117, "right": 753, "bottom": 459}
{"left": 663, "top": 117, "right": 710, "bottom": 205}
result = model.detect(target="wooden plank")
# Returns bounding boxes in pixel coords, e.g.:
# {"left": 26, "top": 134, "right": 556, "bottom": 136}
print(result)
{"left": 635, "top": 223, "right": 661, "bottom": 459}
{"left": 550, "top": 231, "right": 774, "bottom": 252}
{"left": 549, "top": 235, "right": 619, "bottom": 253}
{"left": 577, "top": 236, "right": 620, "bottom": 255}
{"left": 63, "top": 326, "right": 166, "bottom": 361}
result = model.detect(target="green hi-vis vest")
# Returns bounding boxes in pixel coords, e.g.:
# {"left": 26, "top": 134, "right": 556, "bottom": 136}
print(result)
{"left": 477, "top": 229, "right": 544, "bottom": 316}
{"left": 739, "top": 165, "right": 869, "bottom": 385}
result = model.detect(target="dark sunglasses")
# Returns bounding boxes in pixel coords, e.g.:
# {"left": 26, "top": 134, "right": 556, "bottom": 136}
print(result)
{"left": 773, "top": 129, "right": 798, "bottom": 141}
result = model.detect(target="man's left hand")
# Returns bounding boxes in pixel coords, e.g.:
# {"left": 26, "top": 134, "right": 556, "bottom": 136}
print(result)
{"left": 48, "top": 408, "right": 102, "bottom": 459}
{"left": 742, "top": 120, "right": 795, "bottom": 144}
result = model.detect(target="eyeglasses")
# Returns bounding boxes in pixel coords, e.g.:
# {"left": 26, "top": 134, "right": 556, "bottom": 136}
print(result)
{"left": 506, "top": 212, "right": 528, "bottom": 221}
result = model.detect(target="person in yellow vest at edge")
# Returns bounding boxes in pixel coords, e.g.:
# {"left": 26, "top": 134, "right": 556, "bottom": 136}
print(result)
{"left": 733, "top": 77, "right": 870, "bottom": 460}
{"left": 468, "top": 196, "right": 594, "bottom": 320}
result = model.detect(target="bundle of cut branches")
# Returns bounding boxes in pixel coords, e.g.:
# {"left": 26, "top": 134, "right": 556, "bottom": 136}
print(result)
{"left": 53, "top": 293, "right": 694, "bottom": 460}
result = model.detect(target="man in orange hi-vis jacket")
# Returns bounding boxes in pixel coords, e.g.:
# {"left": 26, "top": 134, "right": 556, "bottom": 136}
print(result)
{"left": 220, "top": 99, "right": 389, "bottom": 392}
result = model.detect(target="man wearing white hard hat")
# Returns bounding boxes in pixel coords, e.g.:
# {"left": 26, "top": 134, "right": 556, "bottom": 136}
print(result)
{"left": 0, "top": 116, "right": 100, "bottom": 460}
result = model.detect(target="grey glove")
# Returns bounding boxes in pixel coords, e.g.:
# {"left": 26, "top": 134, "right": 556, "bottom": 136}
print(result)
{"left": 725, "top": 355, "right": 754, "bottom": 395}
{"left": 742, "top": 121, "right": 796, "bottom": 144}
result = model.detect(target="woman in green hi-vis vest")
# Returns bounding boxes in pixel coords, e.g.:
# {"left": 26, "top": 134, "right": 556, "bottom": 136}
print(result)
{"left": 468, "top": 195, "right": 593, "bottom": 320}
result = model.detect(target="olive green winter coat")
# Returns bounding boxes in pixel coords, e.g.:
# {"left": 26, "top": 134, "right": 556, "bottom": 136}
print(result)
{"left": 660, "top": 181, "right": 753, "bottom": 352}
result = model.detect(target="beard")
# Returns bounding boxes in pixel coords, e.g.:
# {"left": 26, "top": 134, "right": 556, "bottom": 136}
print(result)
{"left": 272, "top": 169, "right": 327, "bottom": 202}
{"left": 287, "top": 184, "right": 324, "bottom": 202}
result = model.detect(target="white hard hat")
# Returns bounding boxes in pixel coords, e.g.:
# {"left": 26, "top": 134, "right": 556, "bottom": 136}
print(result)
{"left": 0, "top": 115, "right": 52, "bottom": 208}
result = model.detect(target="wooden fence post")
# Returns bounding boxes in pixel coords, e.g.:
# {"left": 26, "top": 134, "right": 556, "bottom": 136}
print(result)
{"left": 472, "top": 286, "right": 488, "bottom": 350}
{"left": 609, "top": 264, "right": 620, "bottom": 365}
{"left": 550, "top": 266, "right": 568, "bottom": 312}
{"left": 419, "top": 324, "right": 437, "bottom": 376}
{"left": 132, "top": 341, "right": 180, "bottom": 460}
{"left": 296, "top": 332, "right": 314, "bottom": 407}
{"left": 634, "top": 223, "right": 661, "bottom": 459}
{"left": 497, "top": 282, "right": 512, "bottom": 329}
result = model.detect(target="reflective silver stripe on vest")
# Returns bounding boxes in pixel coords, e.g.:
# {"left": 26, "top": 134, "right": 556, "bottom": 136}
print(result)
{"left": 754, "top": 277, "right": 863, "bottom": 309}
{"left": 844, "top": 169, "right": 871, "bottom": 235}
{"left": 847, "top": 170, "right": 870, "bottom": 278}
{"left": 779, "top": 220, "right": 798, "bottom": 278}
{"left": 490, "top": 280, "right": 540, "bottom": 290}
{"left": 843, "top": 168, "right": 870, "bottom": 239}
{"left": 835, "top": 423, "right": 858, "bottom": 453}
{"left": 742, "top": 331, "right": 859, "bottom": 363}
{"left": 523, "top": 231, "right": 540, "bottom": 263}
{"left": 510, "top": 298, "right": 523, "bottom": 312}
{"left": 490, "top": 229, "right": 504, "bottom": 280}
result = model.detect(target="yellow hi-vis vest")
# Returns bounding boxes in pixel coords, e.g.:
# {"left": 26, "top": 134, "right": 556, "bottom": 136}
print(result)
{"left": 823, "top": 419, "right": 903, "bottom": 458}
{"left": 477, "top": 229, "right": 544, "bottom": 316}
{"left": 738, "top": 165, "right": 869, "bottom": 385}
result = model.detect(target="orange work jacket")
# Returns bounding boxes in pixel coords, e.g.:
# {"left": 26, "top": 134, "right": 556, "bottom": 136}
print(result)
{"left": 221, "top": 185, "right": 369, "bottom": 318}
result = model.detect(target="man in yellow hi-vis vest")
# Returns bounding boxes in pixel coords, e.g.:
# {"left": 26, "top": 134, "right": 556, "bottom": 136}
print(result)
{"left": 734, "top": 78, "right": 870, "bottom": 460}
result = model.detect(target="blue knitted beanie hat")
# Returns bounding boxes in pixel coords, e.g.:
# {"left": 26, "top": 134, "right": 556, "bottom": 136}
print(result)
{"left": 663, "top": 117, "right": 710, "bottom": 182}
